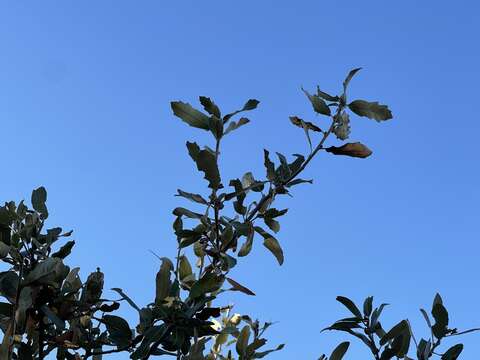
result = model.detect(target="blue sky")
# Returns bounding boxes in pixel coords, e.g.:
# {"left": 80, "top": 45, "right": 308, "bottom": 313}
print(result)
{"left": 1, "top": 1, "right": 479, "bottom": 358}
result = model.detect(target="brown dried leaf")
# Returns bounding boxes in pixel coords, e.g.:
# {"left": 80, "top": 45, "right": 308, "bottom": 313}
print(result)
{"left": 325, "top": 142, "right": 372, "bottom": 158}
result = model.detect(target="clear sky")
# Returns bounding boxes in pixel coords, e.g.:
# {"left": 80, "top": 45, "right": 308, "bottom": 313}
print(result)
{"left": 1, "top": 1, "right": 479, "bottom": 359}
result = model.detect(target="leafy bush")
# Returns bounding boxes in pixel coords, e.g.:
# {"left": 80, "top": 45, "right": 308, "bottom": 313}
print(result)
{"left": 0, "top": 69, "right": 476, "bottom": 359}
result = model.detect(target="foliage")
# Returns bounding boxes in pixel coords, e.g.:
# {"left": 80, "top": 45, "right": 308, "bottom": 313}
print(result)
{"left": 0, "top": 69, "right": 476, "bottom": 359}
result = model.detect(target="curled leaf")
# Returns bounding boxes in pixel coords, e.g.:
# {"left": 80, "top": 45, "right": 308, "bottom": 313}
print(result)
{"left": 289, "top": 116, "right": 322, "bottom": 132}
{"left": 343, "top": 68, "right": 362, "bottom": 92}
{"left": 325, "top": 142, "right": 372, "bottom": 158}
{"left": 226, "top": 277, "right": 255, "bottom": 296}
{"left": 333, "top": 111, "right": 351, "bottom": 140}
{"left": 302, "top": 88, "right": 331, "bottom": 116}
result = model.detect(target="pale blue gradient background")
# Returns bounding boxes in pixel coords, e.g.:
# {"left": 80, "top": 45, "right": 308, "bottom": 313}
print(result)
{"left": 1, "top": 1, "right": 479, "bottom": 358}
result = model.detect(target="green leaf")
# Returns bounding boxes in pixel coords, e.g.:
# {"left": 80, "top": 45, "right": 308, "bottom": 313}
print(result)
{"left": 175, "top": 189, "right": 208, "bottom": 205}
{"left": 226, "top": 277, "right": 255, "bottom": 296}
{"left": 255, "top": 226, "right": 284, "bottom": 265}
{"left": 417, "top": 339, "right": 431, "bottom": 360}
{"left": 317, "top": 86, "right": 339, "bottom": 102}
{"left": 81, "top": 269, "right": 105, "bottom": 304}
{"left": 224, "top": 117, "right": 250, "bottom": 135}
{"left": 263, "top": 150, "right": 276, "bottom": 182}
{"left": 343, "top": 68, "right": 362, "bottom": 92}
{"left": 186, "top": 142, "right": 222, "bottom": 189}
{"left": 62, "top": 267, "right": 82, "bottom": 294}
{"left": 441, "top": 344, "right": 463, "bottom": 360}
{"left": 263, "top": 237, "right": 283, "bottom": 265}
{"left": 131, "top": 324, "right": 170, "bottom": 359}
{"left": 433, "top": 293, "right": 443, "bottom": 306}
{"left": 264, "top": 217, "right": 280, "bottom": 233}
{"left": 420, "top": 308, "right": 432, "bottom": 328}
{"left": 111, "top": 288, "right": 141, "bottom": 312}
{"left": 286, "top": 178, "right": 313, "bottom": 187}
{"left": 380, "top": 320, "right": 409, "bottom": 346}
{"left": 363, "top": 296, "right": 373, "bottom": 317}
{"left": 330, "top": 342, "right": 350, "bottom": 360}
{"left": 24, "top": 257, "right": 66, "bottom": 285}
{"left": 155, "top": 258, "right": 173, "bottom": 304}
{"left": 179, "top": 255, "right": 193, "bottom": 282}
{"left": 333, "top": 111, "right": 351, "bottom": 140}
{"left": 199, "top": 96, "right": 221, "bottom": 118}
{"left": 236, "top": 325, "right": 251, "bottom": 356}
{"left": 370, "top": 303, "right": 388, "bottom": 328}
{"left": 171, "top": 101, "right": 210, "bottom": 130}
{"left": 254, "top": 343, "right": 285, "bottom": 358}
{"left": 173, "top": 207, "right": 203, "bottom": 219}
{"left": 31, "top": 186, "right": 48, "bottom": 219}
{"left": 223, "top": 99, "right": 260, "bottom": 121}
{"left": 336, "top": 296, "right": 363, "bottom": 319}
{"left": 289, "top": 116, "right": 322, "bottom": 132}
{"left": 302, "top": 88, "right": 331, "bottom": 116}
{"left": 51, "top": 240, "right": 75, "bottom": 259}
{"left": 238, "top": 228, "right": 254, "bottom": 257}
{"left": 208, "top": 115, "right": 224, "bottom": 139}
{"left": 189, "top": 272, "right": 225, "bottom": 299}
{"left": 102, "top": 315, "right": 132, "bottom": 348}
{"left": 242, "top": 99, "right": 260, "bottom": 111}
{"left": 432, "top": 302, "right": 449, "bottom": 339}
{"left": 348, "top": 100, "right": 392, "bottom": 121}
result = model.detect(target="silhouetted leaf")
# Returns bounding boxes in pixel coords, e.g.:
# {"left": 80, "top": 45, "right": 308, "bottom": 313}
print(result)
{"left": 186, "top": 142, "right": 222, "bottom": 189}
{"left": 226, "top": 277, "right": 255, "bottom": 296}
{"left": 263, "top": 150, "right": 276, "bottom": 182}
{"left": 224, "top": 99, "right": 260, "bottom": 121}
{"left": 238, "top": 228, "right": 254, "bottom": 257}
{"left": 102, "top": 315, "right": 132, "bottom": 348}
{"left": 199, "top": 96, "right": 221, "bottom": 118}
{"left": 330, "top": 342, "right": 350, "bottom": 360}
{"left": 289, "top": 116, "right": 322, "bottom": 132}
{"left": 0, "top": 242, "right": 9, "bottom": 259}
{"left": 112, "top": 288, "right": 141, "bottom": 312}
{"left": 236, "top": 325, "right": 251, "bottom": 356}
{"left": 255, "top": 227, "right": 284, "bottom": 265}
{"left": 363, "top": 296, "right": 373, "bottom": 317}
{"left": 189, "top": 272, "right": 225, "bottom": 299}
{"left": 179, "top": 255, "right": 193, "bottom": 282}
{"left": 224, "top": 117, "right": 250, "bottom": 135}
{"left": 171, "top": 101, "right": 210, "bottom": 130}
{"left": 441, "top": 344, "right": 463, "bottom": 360}
{"left": 343, "top": 68, "right": 362, "bottom": 92}
{"left": 155, "top": 258, "right": 173, "bottom": 304}
{"left": 173, "top": 207, "right": 203, "bottom": 219}
{"left": 175, "top": 189, "right": 208, "bottom": 205}
{"left": 32, "top": 186, "right": 48, "bottom": 219}
{"left": 380, "top": 320, "right": 409, "bottom": 346}
{"left": 333, "top": 111, "right": 350, "bottom": 140}
{"left": 348, "top": 100, "right": 392, "bottom": 121}
{"left": 51, "top": 240, "right": 75, "bottom": 259}
{"left": 317, "top": 86, "right": 339, "bottom": 102}
{"left": 432, "top": 302, "right": 449, "bottom": 339}
{"left": 302, "top": 88, "right": 331, "bottom": 116}
{"left": 336, "top": 296, "right": 362, "bottom": 318}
